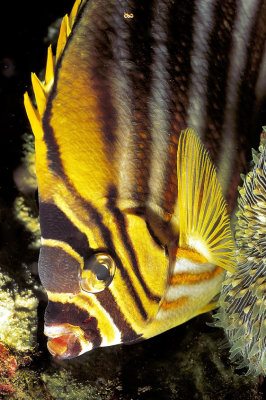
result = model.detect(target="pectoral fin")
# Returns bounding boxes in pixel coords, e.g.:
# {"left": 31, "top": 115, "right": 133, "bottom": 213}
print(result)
{"left": 176, "top": 129, "right": 236, "bottom": 272}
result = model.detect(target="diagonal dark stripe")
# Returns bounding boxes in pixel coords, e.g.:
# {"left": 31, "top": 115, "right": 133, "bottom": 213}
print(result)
{"left": 39, "top": 202, "right": 90, "bottom": 258}
{"left": 106, "top": 184, "right": 161, "bottom": 303}
{"left": 161, "top": 0, "right": 196, "bottom": 216}
{"left": 226, "top": 0, "right": 266, "bottom": 209}
{"left": 236, "top": 0, "right": 266, "bottom": 150}
{"left": 78, "top": 193, "right": 149, "bottom": 321}
{"left": 44, "top": 301, "right": 102, "bottom": 348}
{"left": 202, "top": 0, "right": 237, "bottom": 162}
{"left": 86, "top": 4, "right": 118, "bottom": 156}
{"left": 96, "top": 288, "right": 141, "bottom": 343}
{"left": 41, "top": 0, "right": 89, "bottom": 178}
{"left": 125, "top": 0, "right": 155, "bottom": 203}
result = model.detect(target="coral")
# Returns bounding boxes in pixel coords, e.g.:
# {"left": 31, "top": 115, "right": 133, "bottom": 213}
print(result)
{"left": 0, "top": 345, "right": 51, "bottom": 399}
{"left": 13, "top": 133, "right": 40, "bottom": 249}
{"left": 13, "top": 196, "right": 40, "bottom": 249}
{"left": 41, "top": 369, "right": 102, "bottom": 400}
{"left": 0, "top": 265, "right": 38, "bottom": 352}
{"left": 13, "top": 133, "right": 37, "bottom": 195}
{"left": 0, "top": 343, "right": 18, "bottom": 395}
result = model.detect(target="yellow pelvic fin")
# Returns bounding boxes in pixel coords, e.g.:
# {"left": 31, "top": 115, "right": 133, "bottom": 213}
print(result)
{"left": 177, "top": 129, "right": 236, "bottom": 272}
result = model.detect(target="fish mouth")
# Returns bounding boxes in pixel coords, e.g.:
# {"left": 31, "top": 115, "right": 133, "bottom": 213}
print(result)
{"left": 44, "top": 325, "right": 86, "bottom": 359}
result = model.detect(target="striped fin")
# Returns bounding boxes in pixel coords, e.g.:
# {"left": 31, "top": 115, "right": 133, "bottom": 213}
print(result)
{"left": 176, "top": 129, "right": 236, "bottom": 272}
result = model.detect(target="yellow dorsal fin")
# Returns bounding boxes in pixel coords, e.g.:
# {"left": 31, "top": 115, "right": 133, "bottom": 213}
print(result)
{"left": 24, "top": 92, "right": 43, "bottom": 140}
{"left": 24, "top": 0, "right": 84, "bottom": 138}
{"left": 69, "top": 0, "right": 83, "bottom": 28}
{"left": 56, "top": 14, "right": 71, "bottom": 62}
{"left": 44, "top": 45, "right": 54, "bottom": 89}
{"left": 177, "top": 129, "right": 236, "bottom": 272}
{"left": 31, "top": 73, "right": 47, "bottom": 116}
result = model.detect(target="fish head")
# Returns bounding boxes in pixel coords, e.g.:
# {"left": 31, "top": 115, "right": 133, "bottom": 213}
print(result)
{"left": 38, "top": 199, "right": 169, "bottom": 359}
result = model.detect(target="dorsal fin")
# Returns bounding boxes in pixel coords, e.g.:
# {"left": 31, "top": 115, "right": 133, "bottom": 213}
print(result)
{"left": 24, "top": 0, "right": 84, "bottom": 137}
{"left": 177, "top": 129, "right": 236, "bottom": 272}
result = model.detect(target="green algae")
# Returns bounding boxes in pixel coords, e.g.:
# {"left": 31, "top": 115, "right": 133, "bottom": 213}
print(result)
{"left": 42, "top": 370, "right": 103, "bottom": 400}
{"left": 10, "top": 369, "right": 53, "bottom": 400}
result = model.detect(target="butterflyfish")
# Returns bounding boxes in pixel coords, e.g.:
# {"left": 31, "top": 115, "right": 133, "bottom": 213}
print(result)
{"left": 24, "top": 0, "right": 266, "bottom": 359}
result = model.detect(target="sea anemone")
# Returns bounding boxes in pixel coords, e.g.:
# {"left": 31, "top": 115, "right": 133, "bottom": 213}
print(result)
{"left": 214, "top": 128, "right": 266, "bottom": 376}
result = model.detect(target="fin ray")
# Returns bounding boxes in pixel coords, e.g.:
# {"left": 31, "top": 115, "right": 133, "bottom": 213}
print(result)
{"left": 24, "top": 92, "right": 43, "bottom": 140}
{"left": 56, "top": 15, "right": 70, "bottom": 62}
{"left": 45, "top": 45, "right": 54, "bottom": 89}
{"left": 25, "top": 0, "right": 82, "bottom": 137}
{"left": 177, "top": 129, "right": 236, "bottom": 272}
{"left": 69, "top": 0, "right": 83, "bottom": 28}
{"left": 31, "top": 73, "right": 47, "bottom": 116}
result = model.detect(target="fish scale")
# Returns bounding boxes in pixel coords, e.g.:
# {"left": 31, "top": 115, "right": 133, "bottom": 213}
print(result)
{"left": 24, "top": 0, "right": 265, "bottom": 360}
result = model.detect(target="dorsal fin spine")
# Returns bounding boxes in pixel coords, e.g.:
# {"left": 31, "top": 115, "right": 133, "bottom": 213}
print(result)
{"left": 69, "top": 0, "right": 83, "bottom": 27}
{"left": 56, "top": 14, "right": 70, "bottom": 62}
{"left": 31, "top": 73, "right": 47, "bottom": 116}
{"left": 45, "top": 45, "right": 54, "bottom": 89}
{"left": 24, "top": 0, "right": 84, "bottom": 138}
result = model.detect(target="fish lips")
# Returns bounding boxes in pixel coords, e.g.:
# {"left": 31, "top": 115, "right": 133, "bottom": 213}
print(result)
{"left": 44, "top": 324, "right": 93, "bottom": 359}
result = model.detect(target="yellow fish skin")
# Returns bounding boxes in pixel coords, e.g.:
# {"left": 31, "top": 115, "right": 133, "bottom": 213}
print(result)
{"left": 24, "top": 0, "right": 265, "bottom": 359}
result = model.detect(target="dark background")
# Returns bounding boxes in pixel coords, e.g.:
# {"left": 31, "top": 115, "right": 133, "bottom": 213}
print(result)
{"left": 0, "top": 0, "right": 73, "bottom": 203}
{"left": 0, "top": 0, "right": 74, "bottom": 278}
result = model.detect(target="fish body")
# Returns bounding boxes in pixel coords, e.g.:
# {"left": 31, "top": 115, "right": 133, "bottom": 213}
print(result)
{"left": 25, "top": 0, "right": 266, "bottom": 358}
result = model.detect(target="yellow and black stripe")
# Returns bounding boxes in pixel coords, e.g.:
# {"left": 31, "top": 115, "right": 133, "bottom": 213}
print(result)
{"left": 24, "top": 0, "right": 265, "bottom": 358}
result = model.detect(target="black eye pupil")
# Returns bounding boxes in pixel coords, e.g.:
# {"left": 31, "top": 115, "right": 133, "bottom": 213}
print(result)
{"left": 81, "top": 253, "right": 115, "bottom": 293}
{"left": 96, "top": 264, "right": 110, "bottom": 281}
{"left": 84, "top": 257, "right": 110, "bottom": 281}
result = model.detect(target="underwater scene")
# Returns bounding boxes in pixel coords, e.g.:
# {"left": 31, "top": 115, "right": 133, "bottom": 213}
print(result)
{"left": 0, "top": 0, "right": 265, "bottom": 399}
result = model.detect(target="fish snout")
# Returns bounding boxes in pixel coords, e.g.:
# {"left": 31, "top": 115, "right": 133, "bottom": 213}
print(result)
{"left": 44, "top": 324, "right": 91, "bottom": 359}
{"left": 47, "top": 332, "right": 81, "bottom": 359}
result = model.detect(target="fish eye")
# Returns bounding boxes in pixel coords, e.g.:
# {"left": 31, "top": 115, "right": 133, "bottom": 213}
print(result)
{"left": 80, "top": 253, "right": 116, "bottom": 293}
